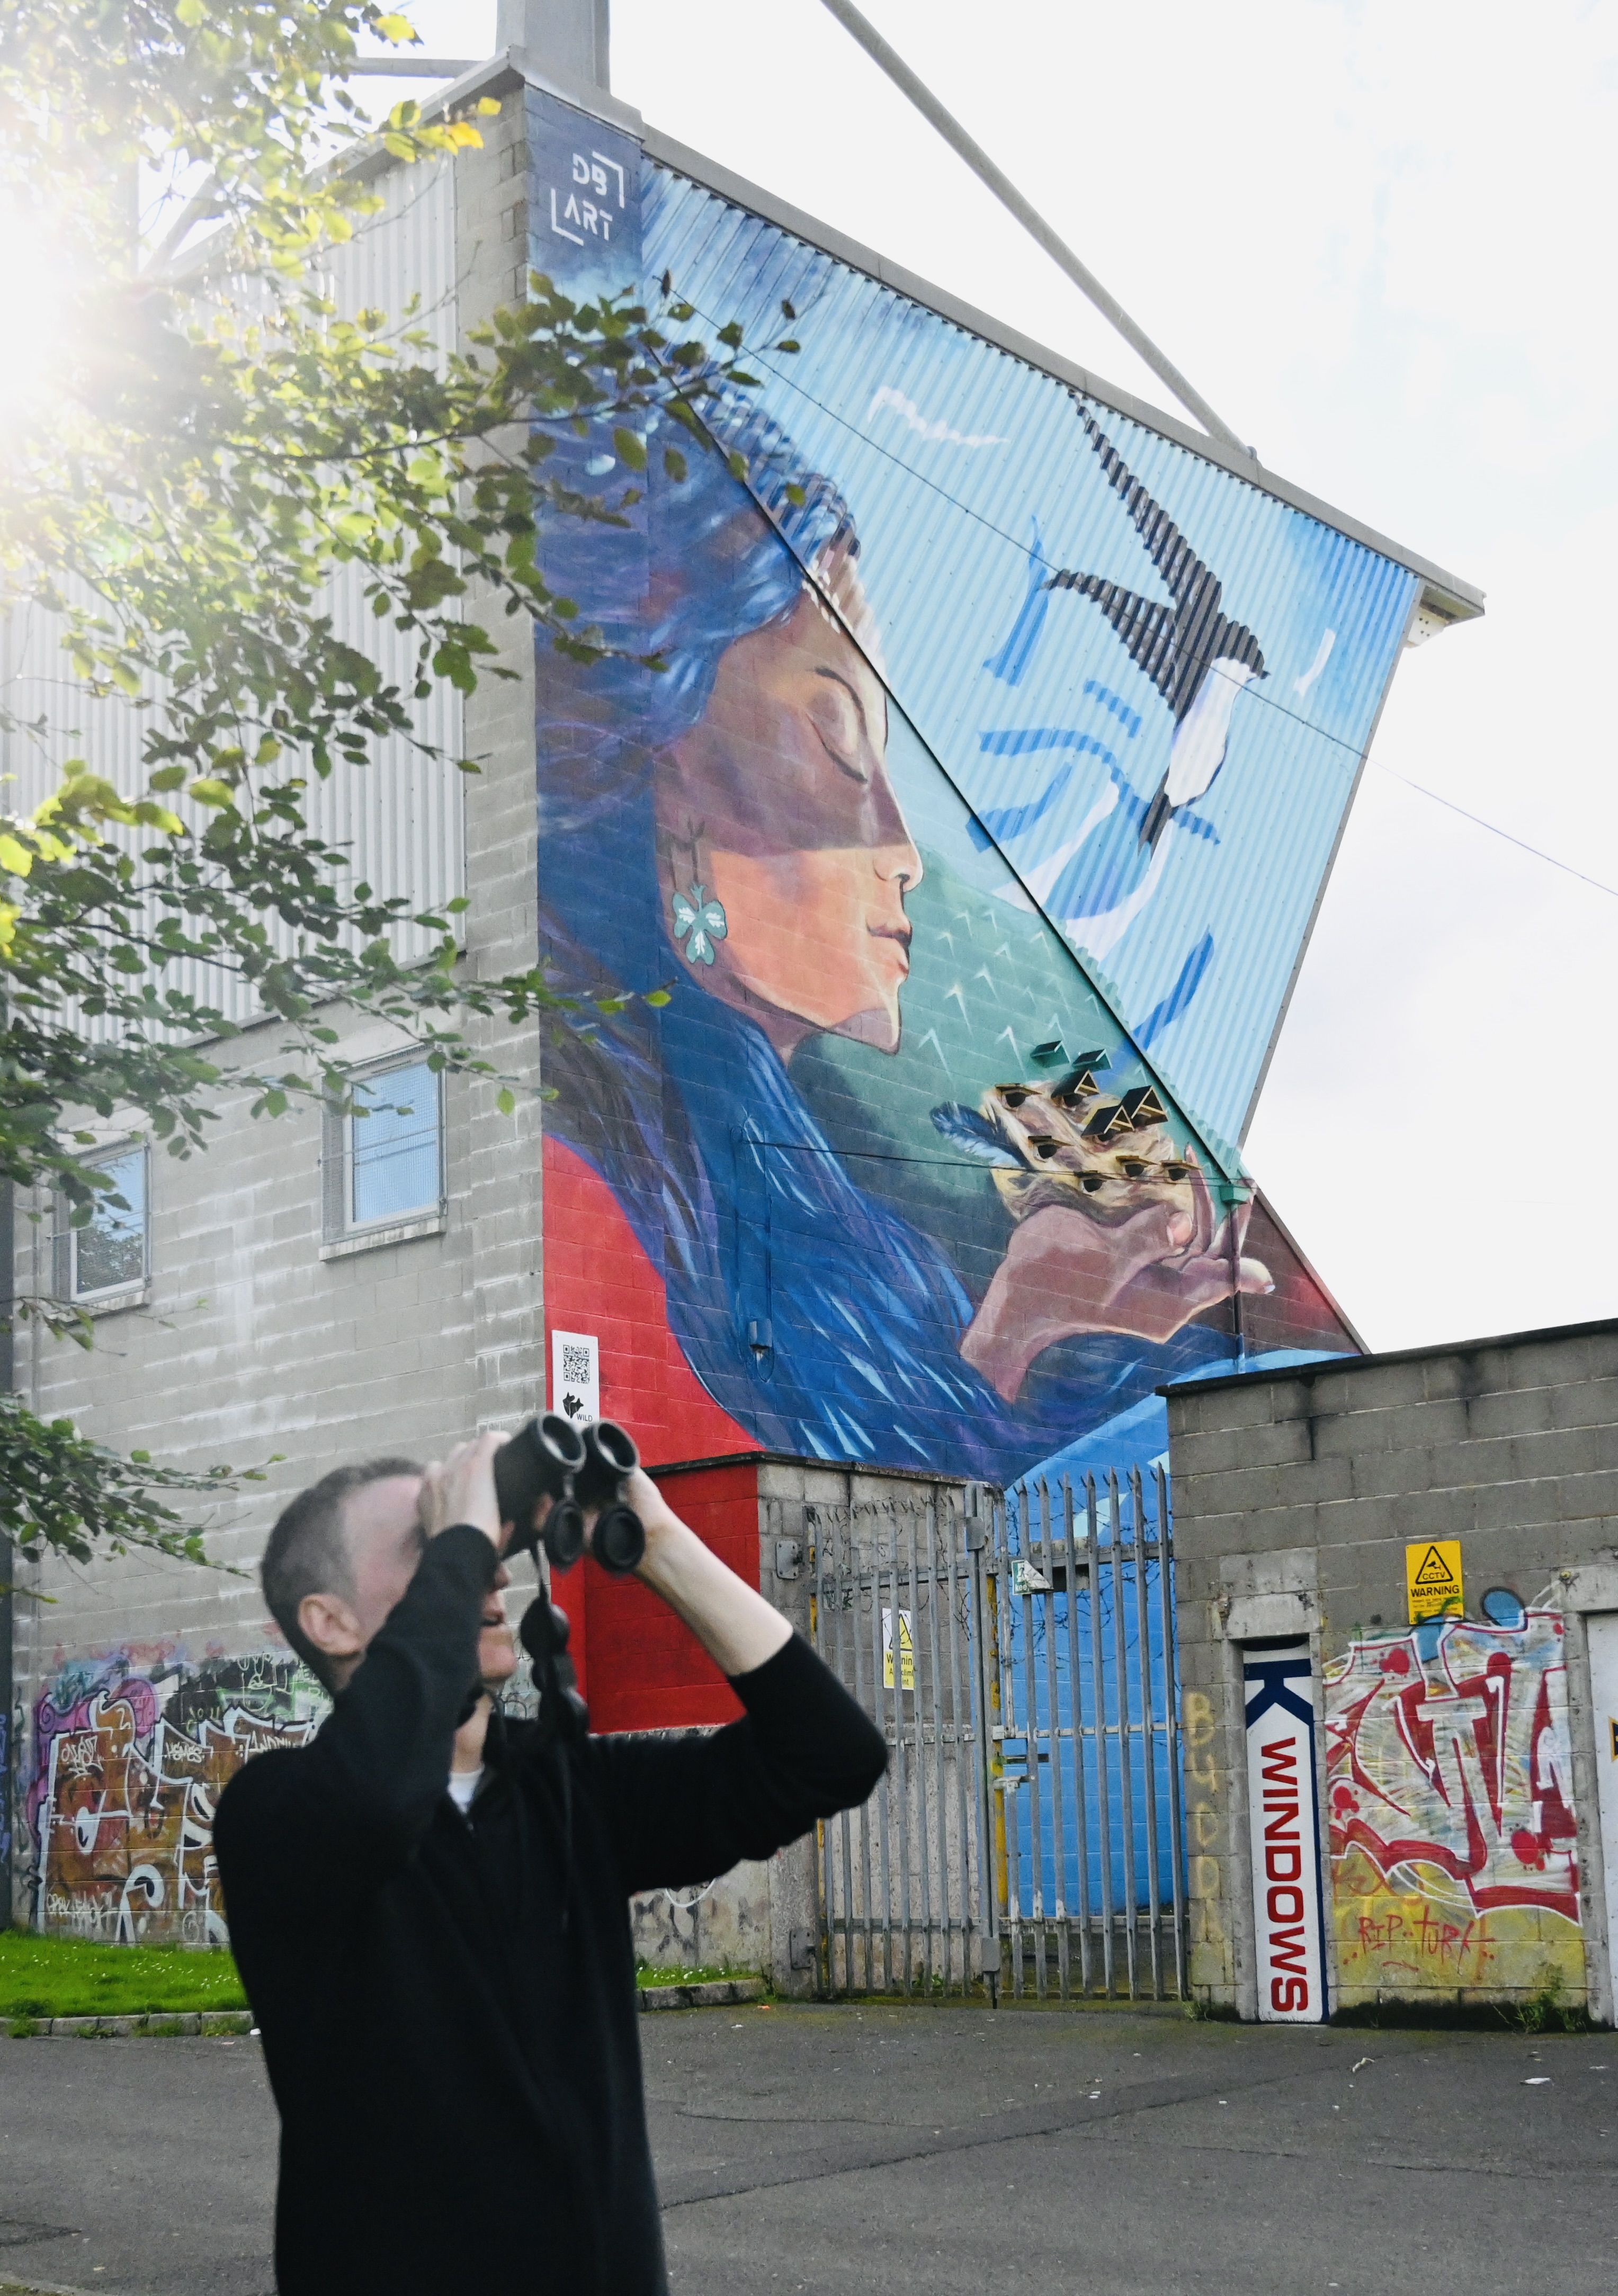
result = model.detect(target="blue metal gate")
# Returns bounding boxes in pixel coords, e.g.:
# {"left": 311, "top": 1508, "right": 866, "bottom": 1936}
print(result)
{"left": 990, "top": 1467, "right": 1187, "bottom": 1999}
{"left": 809, "top": 1469, "right": 1188, "bottom": 2002}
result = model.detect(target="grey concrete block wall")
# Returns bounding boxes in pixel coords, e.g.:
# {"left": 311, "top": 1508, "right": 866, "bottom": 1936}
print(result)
{"left": 1168, "top": 1319, "right": 1618, "bottom": 2019}
{"left": 7, "top": 91, "right": 555, "bottom": 1931}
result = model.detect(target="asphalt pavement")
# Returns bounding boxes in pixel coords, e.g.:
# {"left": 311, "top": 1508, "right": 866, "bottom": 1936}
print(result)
{"left": 1, "top": 2004, "right": 1614, "bottom": 2294}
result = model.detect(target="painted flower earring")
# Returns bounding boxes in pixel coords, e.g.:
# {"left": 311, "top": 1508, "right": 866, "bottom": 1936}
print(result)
{"left": 671, "top": 883, "right": 728, "bottom": 967}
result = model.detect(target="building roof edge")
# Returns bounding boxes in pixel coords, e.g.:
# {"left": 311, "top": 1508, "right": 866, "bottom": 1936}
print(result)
{"left": 1160, "top": 1313, "right": 1618, "bottom": 1402}
{"left": 418, "top": 59, "right": 1481, "bottom": 617}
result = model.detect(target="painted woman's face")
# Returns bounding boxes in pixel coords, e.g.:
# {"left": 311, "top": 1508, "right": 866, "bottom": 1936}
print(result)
{"left": 659, "top": 550, "right": 923, "bottom": 1056}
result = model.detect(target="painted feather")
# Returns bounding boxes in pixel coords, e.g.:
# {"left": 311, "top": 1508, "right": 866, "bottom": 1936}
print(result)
{"left": 931, "top": 1103, "right": 1022, "bottom": 1168}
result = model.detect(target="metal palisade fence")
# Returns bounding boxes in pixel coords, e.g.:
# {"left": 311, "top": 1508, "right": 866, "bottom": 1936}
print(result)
{"left": 807, "top": 1469, "right": 1188, "bottom": 2003}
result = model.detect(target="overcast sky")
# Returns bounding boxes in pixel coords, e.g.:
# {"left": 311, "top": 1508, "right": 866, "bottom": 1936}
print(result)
{"left": 387, "top": 0, "right": 1618, "bottom": 1355}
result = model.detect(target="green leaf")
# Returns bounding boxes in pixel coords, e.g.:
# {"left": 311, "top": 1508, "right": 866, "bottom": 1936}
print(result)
{"left": 612, "top": 426, "right": 647, "bottom": 472}
{"left": 496, "top": 1087, "right": 516, "bottom": 1115}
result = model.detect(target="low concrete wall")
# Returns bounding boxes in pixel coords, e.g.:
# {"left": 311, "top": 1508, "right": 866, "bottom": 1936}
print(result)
{"left": 1167, "top": 1318, "right": 1618, "bottom": 2022}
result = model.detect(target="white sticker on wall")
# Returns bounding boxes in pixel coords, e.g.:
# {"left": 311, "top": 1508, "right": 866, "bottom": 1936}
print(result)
{"left": 550, "top": 1329, "right": 600, "bottom": 1427}
{"left": 1244, "top": 1637, "right": 1328, "bottom": 2023}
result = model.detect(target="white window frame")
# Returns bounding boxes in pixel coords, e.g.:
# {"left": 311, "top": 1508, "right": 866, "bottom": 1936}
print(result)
{"left": 320, "top": 1053, "right": 446, "bottom": 1260}
{"left": 60, "top": 1137, "right": 150, "bottom": 1311}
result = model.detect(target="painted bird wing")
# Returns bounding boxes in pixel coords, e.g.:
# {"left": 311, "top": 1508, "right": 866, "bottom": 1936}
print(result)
{"left": 1075, "top": 402, "right": 1224, "bottom": 636}
{"left": 1043, "top": 571, "right": 1178, "bottom": 705}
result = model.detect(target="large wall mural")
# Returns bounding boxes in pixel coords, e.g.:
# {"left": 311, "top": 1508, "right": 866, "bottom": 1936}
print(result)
{"left": 1324, "top": 1602, "right": 1584, "bottom": 2003}
{"left": 25, "top": 1647, "right": 325, "bottom": 1944}
{"left": 529, "top": 92, "right": 1387, "bottom": 1492}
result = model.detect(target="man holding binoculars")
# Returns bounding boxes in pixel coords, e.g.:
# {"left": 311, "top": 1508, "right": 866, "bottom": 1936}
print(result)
{"left": 213, "top": 1422, "right": 886, "bottom": 2296}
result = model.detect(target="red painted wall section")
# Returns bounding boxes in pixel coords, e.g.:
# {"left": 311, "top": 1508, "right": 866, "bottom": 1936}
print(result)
{"left": 542, "top": 1135, "right": 755, "bottom": 1466}
{"left": 574, "top": 1461, "right": 761, "bottom": 1732}
{"left": 542, "top": 1135, "right": 762, "bottom": 1730}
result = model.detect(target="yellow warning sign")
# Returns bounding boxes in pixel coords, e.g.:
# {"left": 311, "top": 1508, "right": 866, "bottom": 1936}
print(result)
{"left": 882, "top": 1607, "right": 916, "bottom": 1692}
{"left": 1406, "top": 1539, "right": 1464, "bottom": 1623}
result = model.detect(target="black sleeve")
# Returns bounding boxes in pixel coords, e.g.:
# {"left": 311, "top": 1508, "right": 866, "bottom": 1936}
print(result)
{"left": 215, "top": 1524, "right": 497, "bottom": 1894}
{"left": 584, "top": 1631, "right": 888, "bottom": 1896}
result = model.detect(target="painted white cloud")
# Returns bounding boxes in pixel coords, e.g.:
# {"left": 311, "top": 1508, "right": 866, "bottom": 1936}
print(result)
{"left": 865, "top": 385, "right": 1006, "bottom": 450}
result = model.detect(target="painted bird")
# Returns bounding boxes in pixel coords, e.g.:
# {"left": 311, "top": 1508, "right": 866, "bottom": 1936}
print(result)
{"left": 1046, "top": 406, "right": 1267, "bottom": 847}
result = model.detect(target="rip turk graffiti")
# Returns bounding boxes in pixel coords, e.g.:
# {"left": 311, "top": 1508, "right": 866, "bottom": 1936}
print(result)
{"left": 1323, "top": 1603, "right": 1583, "bottom": 2001}
{"left": 529, "top": 91, "right": 1369, "bottom": 1515}
{"left": 26, "top": 1648, "right": 325, "bottom": 1943}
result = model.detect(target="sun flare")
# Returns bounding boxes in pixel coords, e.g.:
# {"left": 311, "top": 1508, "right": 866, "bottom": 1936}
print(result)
{"left": 0, "top": 200, "right": 83, "bottom": 425}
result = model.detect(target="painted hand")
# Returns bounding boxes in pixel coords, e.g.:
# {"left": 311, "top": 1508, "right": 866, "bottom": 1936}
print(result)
{"left": 960, "top": 1153, "right": 1271, "bottom": 1402}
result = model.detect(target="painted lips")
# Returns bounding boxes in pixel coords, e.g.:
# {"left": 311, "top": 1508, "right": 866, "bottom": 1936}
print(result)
{"left": 869, "top": 921, "right": 911, "bottom": 972}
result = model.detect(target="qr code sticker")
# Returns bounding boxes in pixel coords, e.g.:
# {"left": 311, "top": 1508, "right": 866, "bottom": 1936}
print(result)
{"left": 560, "top": 1342, "right": 594, "bottom": 1386}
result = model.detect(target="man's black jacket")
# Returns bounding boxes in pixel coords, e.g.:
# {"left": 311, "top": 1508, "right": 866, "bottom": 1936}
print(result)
{"left": 213, "top": 1526, "right": 887, "bottom": 2295}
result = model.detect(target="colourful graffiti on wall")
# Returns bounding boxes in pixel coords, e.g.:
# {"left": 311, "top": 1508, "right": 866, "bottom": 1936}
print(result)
{"left": 1323, "top": 1602, "right": 1583, "bottom": 2002}
{"left": 26, "top": 1648, "right": 325, "bottom": 1943}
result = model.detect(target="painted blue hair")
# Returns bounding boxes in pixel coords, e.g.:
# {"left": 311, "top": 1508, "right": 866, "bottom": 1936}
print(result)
{"left": 536, "top": 397, "right": 1230, "bottom": 1481}
{"left": 536, "top": 391, "right": 854, "bottom": 831}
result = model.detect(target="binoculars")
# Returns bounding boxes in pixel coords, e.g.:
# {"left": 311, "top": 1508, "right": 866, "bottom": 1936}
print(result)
{"left": 493, "top": 1413, "right": 646, "bottom": 1576}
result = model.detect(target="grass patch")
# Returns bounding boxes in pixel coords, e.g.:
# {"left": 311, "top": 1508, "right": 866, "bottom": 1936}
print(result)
{"left": 1330, "top": 1989, "right": 1599, "bottom": 2035}
{"left": 0, "top": 1930, "right": 247, "bottom": 2019}
{"left": 635, "top": 1962, "right": 750, "bottom": 1988}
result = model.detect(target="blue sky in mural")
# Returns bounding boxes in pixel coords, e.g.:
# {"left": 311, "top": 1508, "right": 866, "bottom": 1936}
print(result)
{"left": 643, "top": 174, "right": 1418, "bottom": 1154}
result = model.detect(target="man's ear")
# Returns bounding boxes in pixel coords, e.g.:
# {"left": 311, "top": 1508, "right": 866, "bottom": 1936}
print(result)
{"left": 297, "top": 1589, "right": 365, "bottom": 1666}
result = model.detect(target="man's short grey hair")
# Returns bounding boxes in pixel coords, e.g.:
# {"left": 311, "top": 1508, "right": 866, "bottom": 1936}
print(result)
{"left": 262, "top": 1457, "right": 422, "bottom": 1689}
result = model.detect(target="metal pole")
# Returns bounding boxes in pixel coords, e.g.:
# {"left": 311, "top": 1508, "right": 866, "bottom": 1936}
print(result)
{"left": 905, "top": 1506, "right": 935, "bottom": 1991}
{"left": 1062, "top": 1477, "right": 1094, "bottom": 1994}
{"left": 1133, "top": 1467, "right": 1164, "bottom": 1999}
{"left": 1015, "top": 1483, "right": 1048, "bottom": 2000}
{"left": 1086, "top": 1477, "right": 1114, "bottom": 1995}
{"left": 1038, "top": 1478, "right": 1070, "bottom": 1999}
{"left": 0, "top": 1180, "right": 11, "bottom": 1929}
{"left": 816, "top": 0, "right": 1249, "bottom": 454}
{"left": 1158, "top": 1464, "right": 1190, "bottom": 1999}
{"left": 888, "top": 1511, "right": 915, "bottom": 1997}
{"left": 1109, "top": 1475, "right": 1139, "bottom": 1997}
{"left": 923, "top": 1495, "right": 952, "bottom": 1993}
{"left": 943, "top": 1493, "right": 975, "bottom": 1998}
{"left": 865, "top": 1517, "right": 895, "bottom": 1993}
{"left": 848, "top": 1522, "right": 875, "bottom": 1995}
{"left": 980, "top": 1500, "right": 1007, "bottom": 2004}
{"left": 991, "top": 1491, "right": 1020, "bottom": 1998}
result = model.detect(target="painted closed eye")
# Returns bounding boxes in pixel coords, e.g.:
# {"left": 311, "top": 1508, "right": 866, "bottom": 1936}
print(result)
{"left": 807, "top": 673, "right": 868, "bottom": 782}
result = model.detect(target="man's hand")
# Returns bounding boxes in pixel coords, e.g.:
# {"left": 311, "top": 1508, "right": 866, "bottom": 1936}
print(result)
{"left": 417, "top": 1431, "right": 509, "bottom": 1554}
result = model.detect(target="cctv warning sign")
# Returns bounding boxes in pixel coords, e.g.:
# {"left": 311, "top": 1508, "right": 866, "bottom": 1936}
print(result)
{"left": 1405, "top": 1539, "right": 1464, "bottom": 1623}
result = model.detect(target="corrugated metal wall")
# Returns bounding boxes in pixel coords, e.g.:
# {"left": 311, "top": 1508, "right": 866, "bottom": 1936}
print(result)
{"left": 640, "top": 163, "right": 1417, "bottom": 1155}
{"left": 0, "top": 156, "right": 466, "bottom": 1034}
